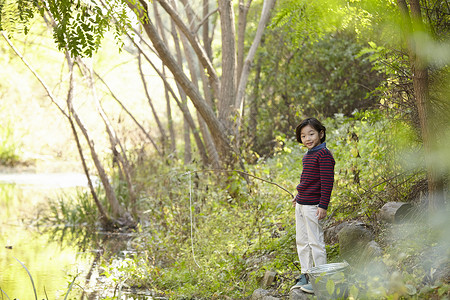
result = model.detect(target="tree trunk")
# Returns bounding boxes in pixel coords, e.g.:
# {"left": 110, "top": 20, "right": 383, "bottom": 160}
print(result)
{"left": 169, "top": 9, "right": 192, "bottom": 164}
{"left": 131, "top": 37, "right": 210, "bottom": 165}
{"left": 132, "top": 0, "right": 233, "bottom": 163}
{"left": 235, "top": 0, "right": 277, "bottom": 137}
{"left": 66, "top": 70, "right": 124, "bottom": 219}
{"left": 155, "top": 0, "right": 220, "bottom": 100}
{"left": 66, "top": 60, "right": 110, "bottom": 224}
{"left": 164, "top": 65, "right": 177, "bottom": 154}
{"left": 218, "top": 0, "right": 237, "bottom": 130}
{"left": 397, "top": 0, "right": 438, "bottom": 210}
{"left": 237, "top": 0, "right": 252, "bottom": 86}
{"left": 248, "top": 51, "right": 263, "bottom": 147}
{"left": 77, "top": 58, "right": 137, "bottom": 217}
{"left": 178, "top": 1, "right": 221, "bottom": 167}
{"left": 94, "top": 70, "right": 163, "bottom": 157}
{"left": 138, "top": 53, "right": 168, "bottom": 153}
{"left": 202, "top": 0, "right": 214, "bottom": 60}
{"left": 153, "top": 1, "right": 176, "bottom": 155}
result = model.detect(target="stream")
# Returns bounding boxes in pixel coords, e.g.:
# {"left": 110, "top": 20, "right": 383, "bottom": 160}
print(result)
{"left": 0, "top": 172, "right": 150, "bottom": 299}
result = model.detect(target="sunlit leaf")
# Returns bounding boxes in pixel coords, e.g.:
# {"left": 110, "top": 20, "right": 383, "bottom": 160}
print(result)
{"left": 326, "top": 279, "right": 335, "bottom": 295}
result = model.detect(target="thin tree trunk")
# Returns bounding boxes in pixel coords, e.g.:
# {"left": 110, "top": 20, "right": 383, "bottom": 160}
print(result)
{"left": 93, "top": 71, "right": 163, "bottom": 157}
{"left": 168, "top": 7, "right": 193, "bottom": 164}
{"left": 138, "top": 53, "right": 168, "bottom": 153}
{"left": 164, "top": 66, "right": 177, "bottom": 154}
{"left": 235, "top": 0, "right": 276, "bottom": 137}
{"left": 131, "top": 0, "right": 233, "bottom": 163}
{"left": 131, "top": 34, "right": 210, "bottom": 165}
{"left": 202, "top": 0, "right": 214, "bottom": 60}
{"left": 67, "top": 74, "right": 124, "bottom": 219}
{"left": 66, "top": 60, "right": 110, "bottom": 224}
{"left": 76, "top": 58, "right": 137, "bottom": 218}
{"left": 201, "top": 0, "right": 218, "bottom": 112}
{"left": 237, "top": 0, "right": 252, "bottom": 86}
{"left": 153, "top": 1, "right": 177, "bottom": 155}
{"left": 155, "top": 0, "right": 221, "bottom": 100}
{"left": 408, "top": 0, "right": 439, "bottom": 209}
{"left": 398, "top": 0, "right": 438, "bottom": 210}
{"left": 178, "top": 0, "right": 221, "bottom": 167}
{"left": 248, "top": 51, "right": 263, "bottom": 147}
{"left": 182, "top": 34, "right": 220, "bottom": 167}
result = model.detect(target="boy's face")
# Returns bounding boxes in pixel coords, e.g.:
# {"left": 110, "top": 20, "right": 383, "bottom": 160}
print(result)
{"left": 300, "top": 125, "right": 324, "bottom": 150}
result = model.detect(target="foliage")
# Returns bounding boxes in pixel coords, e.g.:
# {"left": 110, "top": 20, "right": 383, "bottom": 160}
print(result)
{"left": 91, "top": 112, "right": 430, "bottom": 299}
{"left": 272, "top": 0, "right": 347, "bottom": 44}
{"left": 0, "top": 0, "right": 36, "bottom": 34}
{"left": 42, "top": 188, "right": 101, "bottom": 227}
{"left": 41, "top": 176, "right": 139, "bottom": 229}
{"left": 271, "top": 0, "right": 398, "bottom": 46}
{"left": 318, "top": 208, "right": 450, "bottom": 299}
{"left": 0, "top": 0, "right": 138, "bottom": 57}
{"left": 249, "top": 26, "right": 384, "bottom": 157}
{"left": 0, "top": 119, "right": 22, "bottom": 166}
{"left": 36, "top": 112, "right": 450, "bottom": 299}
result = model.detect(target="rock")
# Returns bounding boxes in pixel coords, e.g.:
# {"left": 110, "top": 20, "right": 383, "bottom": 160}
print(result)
{"left": 251, "top": 288, "right": 280, "bottom": 300}
{"left": 364, "top": 240, "right": 383, "bottom": 258}
{"left": 324, "top": 221, "right": 350, "bottom": 244}
{"left": 378, "top": 202, "right": 413, "bottom": 223}
{"left": 338, "top": 222, "right": 374, "bottom": 266}
{"left": 433, "top": 262, "right": 450, "bottom": 284}
{"left": 251, "top": 288, "right": 270, "bottom": 300}
{"left": 263, "top": 296, "right": 281, "bottom": 300}
{"left": 289, "top": 288, "right": 312, "bottom": 300}
{"left": 260, "top": 270, "right": 277, "bottom": 288}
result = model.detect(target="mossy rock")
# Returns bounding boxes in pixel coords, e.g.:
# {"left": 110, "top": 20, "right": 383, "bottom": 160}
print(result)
{"left": 337, "top": 222, "right": 374, "bottom": 266}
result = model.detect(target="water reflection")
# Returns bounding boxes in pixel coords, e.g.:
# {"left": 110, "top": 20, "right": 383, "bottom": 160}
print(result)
{"left": 0, "top": 224, "right": 92, "bottom": 299}
{"left": 0, "top": 177, "right": 154, "bottom": 300}
{"left": 0, "top": 182, "right": 93, "bottom": 299}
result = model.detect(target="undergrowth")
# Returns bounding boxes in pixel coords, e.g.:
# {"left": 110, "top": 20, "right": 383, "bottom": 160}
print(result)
{"left": 41, "top": 112, "right": 449, "bottom": 299}
{"left": 0, "top": 120, "right": 22, "bottom": 166}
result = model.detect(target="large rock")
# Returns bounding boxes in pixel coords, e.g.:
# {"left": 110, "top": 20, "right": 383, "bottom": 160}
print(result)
{"left": 364, "top": 240, "right": 383, "bottom": 259}
{"left": 338, "top": 222, "right": 374, "bottom": 266}
{"left": 324, "top": 221, "right": 350, "bottom": 244}
{"left": 379, "top": 202, "right": 413, "bottom": 223}
{"left": 289, "top": 288, "right": 313, "bottom": 300}
{"left": 251, "top": 288, "right": 280, "bottom": 300}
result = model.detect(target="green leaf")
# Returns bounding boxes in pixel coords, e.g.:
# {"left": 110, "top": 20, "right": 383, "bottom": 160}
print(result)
{"left": 350, "top": 285, "right": 359, "bottom": 298}
{"left": 368, "top": 41, "right": 377, "bottom": 48}
{"left": 326, "top": 279, "right": 335, "bottom": 295}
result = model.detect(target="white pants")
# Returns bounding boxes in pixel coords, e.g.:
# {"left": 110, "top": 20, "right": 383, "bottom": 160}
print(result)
{"left": 295, "top": 203, "right": 326, "bottom": 273}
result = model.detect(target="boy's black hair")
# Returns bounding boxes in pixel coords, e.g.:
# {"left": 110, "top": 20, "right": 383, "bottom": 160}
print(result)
{"left": 295, "top": 117, "right": 326, "bottom": 144}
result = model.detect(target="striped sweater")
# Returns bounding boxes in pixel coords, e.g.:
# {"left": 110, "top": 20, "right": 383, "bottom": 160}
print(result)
{"left": 295, "top": 143, "right": 335, "bottom": 209}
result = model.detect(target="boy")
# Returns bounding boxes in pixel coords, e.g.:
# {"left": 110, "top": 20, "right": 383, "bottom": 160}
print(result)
{"left": 291, "top": 118, "right": 335, "bottom": 293}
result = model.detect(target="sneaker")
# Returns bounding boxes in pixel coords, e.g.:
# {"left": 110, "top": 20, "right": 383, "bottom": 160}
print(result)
{"left": 300, "top": 283, "right": 314, "bottom": 294}
{"left": 290, "top": 274, "right": 308, "bottom": 291}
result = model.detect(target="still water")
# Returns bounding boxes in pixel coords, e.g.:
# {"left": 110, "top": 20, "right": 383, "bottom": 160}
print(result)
{"left": 0, "top": 172, "right": 94, "bottom": 299}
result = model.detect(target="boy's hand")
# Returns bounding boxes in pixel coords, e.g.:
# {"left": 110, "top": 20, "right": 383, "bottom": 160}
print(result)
{"left": 292, "top": 198, "right": 296, "bottom": 207}
{"left": 316, "top": 207, "right": 327, "bottom": 220}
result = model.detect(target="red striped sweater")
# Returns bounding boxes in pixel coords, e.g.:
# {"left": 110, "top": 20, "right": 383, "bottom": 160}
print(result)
{"left": 295, "top": 143, "right": 335, "bottom": 209}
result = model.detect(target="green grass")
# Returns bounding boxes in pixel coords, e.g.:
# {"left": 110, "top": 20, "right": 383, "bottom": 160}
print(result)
{"left": 0, "top": 121, "right": 22, "bottom": 166}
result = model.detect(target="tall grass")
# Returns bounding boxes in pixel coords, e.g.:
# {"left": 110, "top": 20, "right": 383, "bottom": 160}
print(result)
{"left": 0, "top": 121, "right": 22, "bottom": 166}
